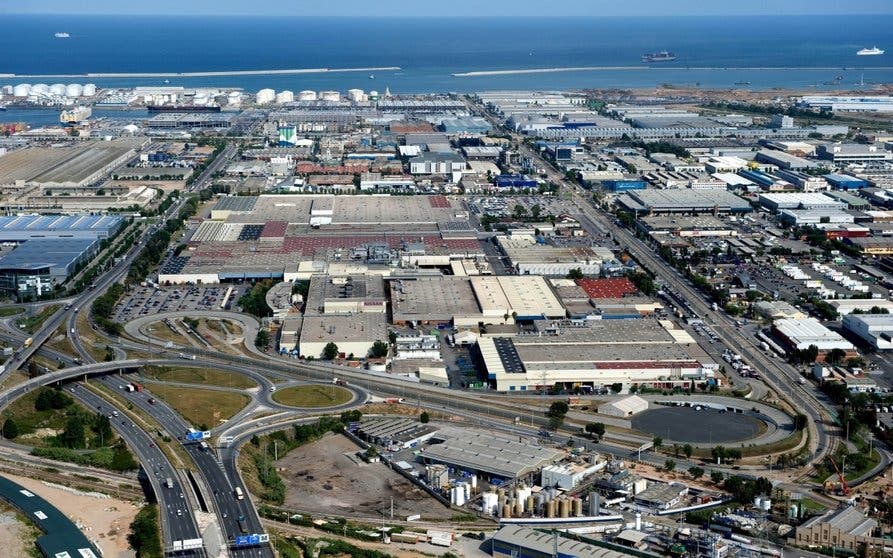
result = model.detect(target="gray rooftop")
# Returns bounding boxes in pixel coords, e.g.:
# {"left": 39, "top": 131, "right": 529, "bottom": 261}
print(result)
{"left": 492, "top": 526, "right": 651, "bottom": 558}
{"left": 423, "top": 426, "right": 563, "bottom": 479}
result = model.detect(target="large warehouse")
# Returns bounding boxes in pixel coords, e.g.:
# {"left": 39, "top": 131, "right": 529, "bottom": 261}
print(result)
{"left": 0, "top": 214, "right": 123, "bottom": 297}
{"left": 617, "top": 189, "right": 752, "bottom": 214}
{"left": 390, "top": 275, "right": 565, "bottom": 326}
{"left": 159, "top": 194, "right": 483, "bottom": 284}
{"left": 475, "top": 319, "right": 714, "bottom": 392}
{"left": 773, "top": 317, "right": 856, "bottom": 355}
{"left": 298, "top": 313, "right": 388, "bottom": 359}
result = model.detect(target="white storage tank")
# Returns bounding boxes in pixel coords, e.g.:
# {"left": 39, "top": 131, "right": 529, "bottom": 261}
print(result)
{"left": 82, "top": 83, "right": 97, "bottom": 96}
{"left": 31, "top": 83, "right": 49, "bottom": 95}
{"left": 255, "top": 88, "right": 275, "bottom": 105}
{"left": 12, "top": 84, "right": 31, "bottom": 97}
{"left": 319, "top": 90, "right": 340, "bottom": 102}
{"left": 481, "top": 492, "right": 499, "bottom": 515}
{"left": 298, "top": 90, "right": 317, "bottom": 101}
{"left": 49, "top": 83, "right": 66, "bottom": 96}
{"left": 347, "top": 88, "right": 365, "bottom": 102}
{"left": 275, "top": 90, "right": 294, "bottom": 104}
{"left": 65, "top": 83, "right": 83, "bottom": 97}
{"left": 1, "top": 85, "right": 12, "bottom": 95}
{"left": 761, "top": 498, "right": 772, "bottom": 512}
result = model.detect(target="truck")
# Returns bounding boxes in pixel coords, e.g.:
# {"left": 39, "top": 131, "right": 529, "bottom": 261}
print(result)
{"left": 165, "top": 478, "right": 174, "bottom": 489}
{"left": 125, "top": 384, "right": 135, "bottom": 392}
{"left": 23, "top": 338, "right": 33, "bottom": 348}
{"left": 759, "top": 341, "right": 770, "bottom": 352}
{"left": 384, "top": 398, "right": 405, "bottom": 404}
{"left": 332, "top": 378, "right": 347, "bottom": 387}
{"left": 178, "top": 353, "right": 196, "bottom": 360}
{"left": 131, "top": 382, "right": 143, "bottom": 392}
{"left": 234, "top": 486, "right": 244, "bottom": 500}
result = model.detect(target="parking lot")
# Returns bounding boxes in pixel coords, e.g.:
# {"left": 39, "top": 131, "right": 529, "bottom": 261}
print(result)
{"left": 114, "top": 284, "right": 247, "bottom": 322}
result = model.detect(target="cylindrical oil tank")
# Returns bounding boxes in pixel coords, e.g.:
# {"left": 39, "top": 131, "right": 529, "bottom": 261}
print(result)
{"left": 298, "top": 90, "right": 317, "bottom": 101}
{"left": 497, "top": 488, "right": 505, "bottom": 499}
{"left": 82, "top": 83, "right": 97, "bottom": 96}
{"left": 12, "top": 84, "right": 31, "bottom": 97}
{"left": 514, "top": 501, "right": 523, "bottom": 516}
{"left": 65, "top": 83, "right": 83, "bottom": 97}
{"left": 31, "top": 83, "right": 49, "bottom": 95}
{"left": 501, "top": 504, "right": 511, "bottom": 519}
{"left": 526, "top": 496, "right": 535, "bottom": 514}
{"left": 573, "top": 498, "right": 583, "bottom": 517}
{"left": 49, "top": 83, "right": 66, "bottom": 96}
{"left": 546, "top": 500, "right": 556, "bottom": 518}
{"left": 559, "top": 499, "right": 570, "bottom": 518}
{"left": 275, "top": 90, "right": 294, "bottom": 103}
{"left": 589, "top": 492, "right": 600, "bottom": 515}
{"left": 319, "top": 90, "right": 340, "bottom": 102}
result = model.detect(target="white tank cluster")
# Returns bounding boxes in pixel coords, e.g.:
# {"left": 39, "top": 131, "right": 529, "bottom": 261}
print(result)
{"left": 347, "top": 88, "right": 367, "bottom": 103}
{"left": 275, "top": 90, "right": 295, "bottom": 104}
{"left": 9, "top": 82, "right": 98, "bottom": 99}
{"left": 319, "top": 90, "right": 341, "bottom": 102}
{"left": 255, "top": 88, "right": 276, "bottom": 104}
{"left": 298, "top": 90, "right": 317, "bottom": 101}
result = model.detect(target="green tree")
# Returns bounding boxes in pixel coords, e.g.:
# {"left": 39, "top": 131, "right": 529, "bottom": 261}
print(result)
{"left": 370, "top": 340, "right": 389, "bottom": 358}
{"left": 58, "top": 415, "right": 86, "bottom": 449}
{"left": 322, "top": 342, "right": 339, "bottom": 360}
{"left": 254, "top": 329, "right": 270, "bottom": 349}
{"left": 825, "top": 348, "right": 846, "bottom": 365}
{"left": 2, "top": 418, "right": 19, "bottom": 439}
{"left": 512, "top": 204, "right": 528, "bottom": 220}
{"left": 652, "top": 436, "right": 663, "bottom": 450}
{"left": 793, "top": 414, "right": 808, "bottom": 430}
{"left": 530, "top": 204, "right": 542, "bottom": 220}
{"left": 420, "top": 411, "right": 430, "bottom": 424}
{"left": 548, "top": 401, "right": 569, "bottom": 418}
{"left": 664, "top": 459, "right": 676, "bottom": 472}
{"left": 111, "top": 443, "right": 138, "bottom": 471}
{"left": 566, "top": 268, "right": 584, "bottom": 280}
{"left": 127, "top": 505, "right": 162, "bottom": 558}
{"left": 609, "top": 383, "right": 623, "bottom": 394}
{"left": 688, "top": 466, "right": 705, "bottom": 480}
{"left": 94, "top": 414, "right": 113, "bottom": 446}
{"left": 710, "top": 471, "right": 725, "bottom": 485}
{"left": 585, "top": 422, "right": 606, "bottom": 438}
{"left": 683, "top": 444, "right": 693, "bottom": 459}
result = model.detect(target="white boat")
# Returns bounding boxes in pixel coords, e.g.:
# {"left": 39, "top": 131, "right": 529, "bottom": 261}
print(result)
{"left": 54, "top": 32, "right": 70, "bottom": 38}
{"left": 369, "top": 74, "right": 375, "bottom": 79}
{"left": 857, "top": 46, "right": 884, "bottom": 56}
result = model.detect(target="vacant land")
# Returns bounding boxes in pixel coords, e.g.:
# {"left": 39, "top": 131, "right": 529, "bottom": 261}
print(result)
{"left": 272, "top": 385, "right": 352, "bottom": 408}
{"left": 141, "top": 365, "right": 256, "bottom": 390}
{"left": 276, "top": 432, "right": 453, "bottom": 520}
{"left": 0, "top": 507, "right": 37, "bottom": 558}
{"left": 0, "top": 306, "right": 24, "bottom": 317}
{"left": 146, "top": 383, "right": 249, "bottom": 429}
{"left": 15, "top": 305, "right": 60, "bottom": 334}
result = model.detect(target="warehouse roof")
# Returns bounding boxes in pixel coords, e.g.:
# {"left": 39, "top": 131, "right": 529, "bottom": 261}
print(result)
{"left": 0, "top": 238, "right": 97, "bottom": 271}
{"left": 423, "top": 426, "right": 563, "bottom": 479}
{"left": 0, "top": 475, "right": 100, "bottom": 558}
{"left": 491, "top": 526, "right": 647, "bottom": 558}
{"left": 801, "top": 506, "right": 877, "bottom": 537}
{"left": 773, "top": 317, "right": 854, "bottom": 351}
{"left": 299, "top": 313, "right": 387, "bottom": 345}
{"left": 600, "top": 396, "right": 649, "bottom": 416}
{"left": 624, "top": 189, "right": 752, "bottom": 213}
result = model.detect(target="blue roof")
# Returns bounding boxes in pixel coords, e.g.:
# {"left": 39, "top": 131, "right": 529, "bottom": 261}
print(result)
{"left": 0, "top": 238, "right": 97, "bottom": 271}
{"left": 0, "top": 475, "right": 100, "bottom": 558}
{"left": 0, "top": 214, "right": 122, "bottom": 234}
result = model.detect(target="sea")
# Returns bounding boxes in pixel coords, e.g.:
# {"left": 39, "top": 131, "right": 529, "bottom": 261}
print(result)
{"left": 2, "top": 14, "right": 893, "bottom": 125}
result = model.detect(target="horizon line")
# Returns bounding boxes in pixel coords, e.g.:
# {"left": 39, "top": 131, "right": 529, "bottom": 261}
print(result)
{"left": 6, "top": 12, "right": 893, "bottom": 18}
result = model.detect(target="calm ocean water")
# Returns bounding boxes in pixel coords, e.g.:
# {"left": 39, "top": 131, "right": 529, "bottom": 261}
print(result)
{"left": 1, "top": 14, "right": 892, "bottom": 94}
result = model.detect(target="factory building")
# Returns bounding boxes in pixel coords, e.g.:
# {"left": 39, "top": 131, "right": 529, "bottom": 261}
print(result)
{"left": 824, "top": 173, "right": 870, "bottom": 190}
{"left": 495, "top": 236, "right": 608, "bottom": 276}
{"left": 389, "top": 275, "right": 565, "bottom": 326}
{"left": 617, "top": 189, "right": 752, "bottom": 214}
{"left": 817, "top": 143, "right": 893, "bottom": 164}
{"left": 754, "top": 301, "right": 807, "bottom": 320}
{"left": 304, "top": 274, "right": 386, "bottom": 315}
{"left": 842, "top": 313, "right": 893, "bottom": 350}
{"left": 409, "top": 152, "right": 466, "bottom": 175}
{"left": 755, "top": 149, "right": 818, "bottom": 170}
{"left": 0, "top": 215, "right": 123, "bottom": 297}
{"left": 598, "top": 395, "right": 649, "bottom": 418}
{"left": 772, "top": 317, "right": 856, "bottom": 356}
{"left": 757, "top": 192, "right": 845, "bottom": 211}
{"left": 541, "top": 458, "right": 606, "bottom": 490}
{"left": 298, "top": 313, "right": 388, "bottom": 359}
{"left": 794, "top": 506, "right": 889, "bottom": 554}
{"left": 601, "top": 179, "right": 646, "bottom": 192}
{"left": 476, "top": 319, "right": 712, "bottom": 392}
{"left": 419, "top": 426, "right": 563, "bottom": 480}
{"left": 490, "top": 526, "right": 645, "bottom": 558}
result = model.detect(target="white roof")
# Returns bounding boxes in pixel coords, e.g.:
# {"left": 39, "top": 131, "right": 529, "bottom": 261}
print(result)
{"left": 601, "top": 395, "right": 648, "bottom": 415}
{"left": 774, "top": 317, "right": 854, "bottom": 351}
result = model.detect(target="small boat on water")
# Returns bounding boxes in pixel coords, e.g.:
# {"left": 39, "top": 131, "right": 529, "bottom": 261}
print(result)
{"left": 54, "top": 32, "right": 70, "bottom": 38}
{"left": 857, "top": 46, "right": 884, "bottom": 56}
{"left": 734, "top": 81, "right": 751, "bottom": 86}
{"left": 642, "top": 51, "right": 677, "bottom": 62}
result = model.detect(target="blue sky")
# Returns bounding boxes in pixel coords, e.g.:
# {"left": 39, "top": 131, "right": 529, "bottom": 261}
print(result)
{"left": 2, "top": 0, "right": 892, "bottom": 16}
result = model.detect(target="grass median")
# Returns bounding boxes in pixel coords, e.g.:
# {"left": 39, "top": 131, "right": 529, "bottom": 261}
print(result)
{"left": 141, "top": 365, "right": 256, "bottom": 390}
{"left": 271, "top": 385, "right": 353, "bottom": 408}
{"left": 143, "top": 383, "right": 249, "bottom": 430}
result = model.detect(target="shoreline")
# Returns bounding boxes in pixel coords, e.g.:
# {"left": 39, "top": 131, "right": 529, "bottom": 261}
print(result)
{"left": 452, "top": 65, "right": 893, "bottom": 77}
{"left": 0, "top": 66, "right": 401, "bottom": 79}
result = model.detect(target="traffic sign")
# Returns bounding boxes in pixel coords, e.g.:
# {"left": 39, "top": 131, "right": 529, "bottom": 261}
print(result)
{"left": 185, "top": 431, "right": 203, "bottom": 441}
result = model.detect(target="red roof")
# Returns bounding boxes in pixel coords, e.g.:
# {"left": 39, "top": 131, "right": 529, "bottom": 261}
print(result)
{"left": 577, "top": 278, "right": 638, "bottom": 299}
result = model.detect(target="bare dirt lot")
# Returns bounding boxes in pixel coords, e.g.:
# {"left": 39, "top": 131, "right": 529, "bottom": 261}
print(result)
{"left": 276, "top": 432, "right": 454, "bottom": 521}
{"left": 4, "top": 473, "right": 138, "bottom": 558}
{"left": 0, "top": 508, "right": 36, "bottom": 558}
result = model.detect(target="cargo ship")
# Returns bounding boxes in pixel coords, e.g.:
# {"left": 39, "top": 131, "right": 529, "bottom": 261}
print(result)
{"left": 60, "top": 106, "right": 91, "bottom": 124}
{"left": 146, "top": 105, "right": 221, "bottom": 113}
{"left": 642, "top": 51, "right": 677, "bottom": 62}
{"left": 857, "top": 46, "right": 884, "bottom": 56}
